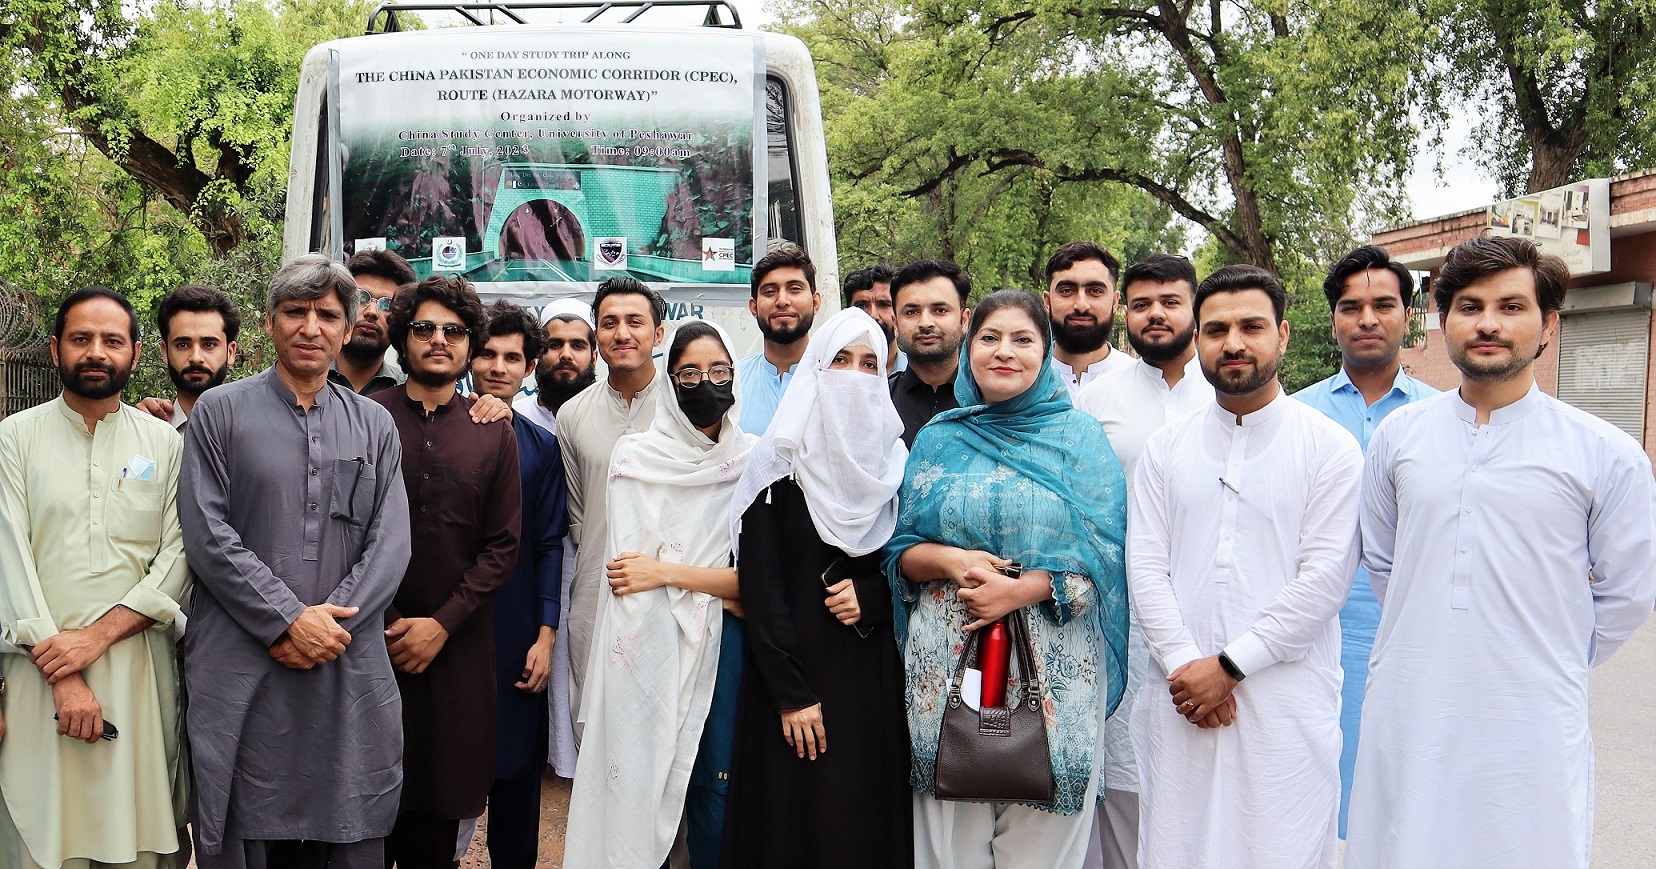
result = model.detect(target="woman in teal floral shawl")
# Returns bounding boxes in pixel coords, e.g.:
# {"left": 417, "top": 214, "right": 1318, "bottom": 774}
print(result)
{"left": 883, "top": 290, "right": 1128, "bottom": 866}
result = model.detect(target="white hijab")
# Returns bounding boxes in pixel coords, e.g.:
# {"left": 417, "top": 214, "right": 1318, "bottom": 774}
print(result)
{"left": 730, "top": 307, "right": 908, "bottom": 559}
{"left": 566, "top": 319, "right": 754, "bottom": 868}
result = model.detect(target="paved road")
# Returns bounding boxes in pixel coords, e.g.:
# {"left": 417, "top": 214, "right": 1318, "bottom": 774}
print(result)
{"left": 1590, "top": 617, "right": 1656, "bottom": 867}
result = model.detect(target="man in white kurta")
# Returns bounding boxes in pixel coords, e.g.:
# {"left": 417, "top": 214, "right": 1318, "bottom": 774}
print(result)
{"left": 558, "top": 283, "right": 664, "bottom": 721}
{"left": 1127, "top": 265, "right": 1360, "bottom": 868}
{"left": 0, "top": 290, "right": 191, "bottom": 869}
{"left": 1346, "top": 236, "right": 1656, "bottom": 869}
{"left": 1075, "top": 252, "right": 1211, "bottom": 869}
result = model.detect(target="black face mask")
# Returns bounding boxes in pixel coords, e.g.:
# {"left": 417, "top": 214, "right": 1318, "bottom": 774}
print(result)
{"left": 676, "top": 380, "right": 736, "bottom": 429}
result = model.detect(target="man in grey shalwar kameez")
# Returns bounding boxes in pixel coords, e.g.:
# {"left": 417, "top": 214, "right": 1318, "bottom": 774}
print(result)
{"left": 179, "top": 255, "right": 412, "bottom": 869}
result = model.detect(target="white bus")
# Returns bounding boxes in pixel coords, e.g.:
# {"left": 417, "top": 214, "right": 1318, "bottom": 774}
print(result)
{"left": 283, "top": 0, "right": 838, "bottom": 356}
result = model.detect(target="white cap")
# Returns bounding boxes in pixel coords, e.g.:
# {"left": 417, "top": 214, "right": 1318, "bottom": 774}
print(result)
{"left": 538, "top": 298, "right": 595, "bottom": 330}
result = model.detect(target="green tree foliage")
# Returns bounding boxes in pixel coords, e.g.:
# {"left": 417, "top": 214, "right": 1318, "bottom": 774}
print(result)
{"left": 782, "top": 0, "right": 1415, "bottom": 385}
{"left": 1424, "top": 0, "right": 1656, "bottom": 196}
{"left": 0, "top": 0, "right": 369, "bottom": 396}
{"left": 782, "top": 0, "right": 1186, "bottom": 299}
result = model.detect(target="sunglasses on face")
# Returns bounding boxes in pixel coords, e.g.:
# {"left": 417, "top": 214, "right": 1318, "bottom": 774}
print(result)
{"left": 409, "top": 321, "right": 469, "bottom": 342}
{"left": 357, "top": 290, "right": 393, "bottom": 312}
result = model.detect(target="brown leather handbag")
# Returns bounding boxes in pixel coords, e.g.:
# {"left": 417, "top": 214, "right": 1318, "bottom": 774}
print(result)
{"left": 933, "top": 607, "right": 1054, "bottom": 803}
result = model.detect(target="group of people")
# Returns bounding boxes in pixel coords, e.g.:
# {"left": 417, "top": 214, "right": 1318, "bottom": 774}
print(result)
{"left": 0, "top": 230, "right": 1649, "bottom": 869}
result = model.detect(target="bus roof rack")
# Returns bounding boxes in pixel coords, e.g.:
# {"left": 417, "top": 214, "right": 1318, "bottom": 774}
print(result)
{"left": 366, "top": 0, "right": 744, "bottom": 33}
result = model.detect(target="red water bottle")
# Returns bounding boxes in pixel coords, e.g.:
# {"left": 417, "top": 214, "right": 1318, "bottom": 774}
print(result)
{"left": 979, "top": 619, "right": 1009, "bottom": 708}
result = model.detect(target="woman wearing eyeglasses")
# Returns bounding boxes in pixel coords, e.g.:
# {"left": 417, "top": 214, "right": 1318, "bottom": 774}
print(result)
{"left": 719, "top": 308, "right": 913, "bottom": 869}
{"left": 565, "top": 319, "right": 756, "bottom": 869}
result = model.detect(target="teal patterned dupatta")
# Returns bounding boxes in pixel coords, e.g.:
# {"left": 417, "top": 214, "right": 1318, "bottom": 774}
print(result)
{"left": 883, "top": 344, "right": 1130, "bottom": 718}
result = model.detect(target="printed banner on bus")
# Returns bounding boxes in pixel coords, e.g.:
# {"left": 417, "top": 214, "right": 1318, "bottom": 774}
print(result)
{"left": 337, "top": 27, "right": 766, "bottom": 289}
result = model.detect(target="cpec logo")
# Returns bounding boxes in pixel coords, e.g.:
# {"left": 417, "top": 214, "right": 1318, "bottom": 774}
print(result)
{"left": 701, "top": 237, "right": 735, "bottom": 272}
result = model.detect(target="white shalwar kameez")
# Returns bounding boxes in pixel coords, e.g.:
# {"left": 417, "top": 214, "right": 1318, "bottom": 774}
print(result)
{"left": 1346, "top": 386, "right": 1656, "bottom": 869}
{"left": 1127, "top": 389, "right": 1360, "bottom": 869}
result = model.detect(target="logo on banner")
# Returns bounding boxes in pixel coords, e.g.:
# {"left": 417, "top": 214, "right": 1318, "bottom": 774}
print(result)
{"left": 355, "top": 237, "right": 388, "bottom": 254}
{"left": 701, "top": 237, "right": 735, "bottom": 272}
{"left": 432, "top": 237, "right": 467, "bottom": 271}
{"left": 595, "top": 237, "right": 629, "bottom": 271}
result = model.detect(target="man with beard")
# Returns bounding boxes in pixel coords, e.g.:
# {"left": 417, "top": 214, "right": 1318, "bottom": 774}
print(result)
{"left": 843, "top": 264, "right": 902, "bottom": 371}
{"left": 1075, "top": 253, "right": 1212, "bottom": 869}
{"left": 737, "top": 244, "right": 820, "bottom": 435}
{"left": 181, "top": 255, "right": 410, "bottom": 869}
{"left": 471, "top": 301, "right": 566, "bottom": 869}
{"left": 0, "top": 288, "right": 191, "bottom": 869}
{"left": 372, "top": 276, "right": 521, "bottom": 869}
{"left": 1291, "top": 245, "right": 1435, "bottom": 839}
{"left": 514, "top": 300, "right": 597, "bottom": 436}
{"left": 331, "top": 249, "right": 412, "bottom": 396}
{"left": 1045, "top": 241, "right": 1135, "bottom": 396}
{"left": 1346, "top": 238, "right": 1655, "bottom": 869}
{"left": 1128, "top": 265, "right": 1360, "bottom": 868}
{"left": 886, "top": 259, "right": 970, "bottom": 447}
{"left": 511, "top": 298, "right": 593, "bottom": 780}
{"left": 135, "top": 285, "right": 240, "bottom": 430}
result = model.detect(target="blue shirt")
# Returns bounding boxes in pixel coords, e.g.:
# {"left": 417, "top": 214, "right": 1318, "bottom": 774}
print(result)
{"left": 1293, "top": 367, "right": 1438, "bottom": 450}
{"left": 1293, "top": 365, "right": 1436, "bottom": 838}
{"left": 737, "top": 352, "right": 794, "bottom": 436}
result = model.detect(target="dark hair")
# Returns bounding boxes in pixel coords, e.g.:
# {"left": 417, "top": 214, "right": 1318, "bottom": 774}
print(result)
{"left": 841, "top": 264, "right": 896, "bottom": 307}
{"left": 347, "top": 248, "right": 417, "bottom": 287}
{"left": 1323, "top": 244, "right": 1416, "bottom": 310}
{"left": 157, "top": 284, "right": 241, "bottom": 342}
{"left": 387, "top": 275, "right": 489, "bottom": 368}
{"left": 484, "top": 300, "right": 546, "bottom": 361}
{"left": 891, "top": 259, "right": 971, "bottom": 308}
{"left": 1044, "top": 241, "right": 1121, "bottom": 286}
{"left": 750, "top": 244, "right": 817, "bottom": 299}
{"left": 593, "top": 276, "right": 667, "bottom": 326}
{"left": 667, "top": 321, "right": 728, "bottom": 371}
{"left": 54, "top": 287, "right": 138, "bottom": 342}
{"left": 1120, "top": 253, "right": 1199, "bottom": 300}
{"left": 967, "top": 289, "right": 1051, "bottom": 357}
{"left": 1194, "top": 265, "right": 1289, "bottom": 322}
{"left": 1433, "top": 234, "right": 1568, "bottom": 316}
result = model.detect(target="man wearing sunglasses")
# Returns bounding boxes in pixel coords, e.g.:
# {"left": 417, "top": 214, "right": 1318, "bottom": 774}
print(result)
{"left": 372, "top": 275, "right": 522, "bottom": 869}
{"left": 333, "top": 250, "right": 414, "bottom": 396}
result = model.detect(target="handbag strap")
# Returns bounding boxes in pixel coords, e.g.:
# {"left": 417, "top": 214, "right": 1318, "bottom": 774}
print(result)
{"left": 947, "top": 608, "right": 1043, "bottom": 712}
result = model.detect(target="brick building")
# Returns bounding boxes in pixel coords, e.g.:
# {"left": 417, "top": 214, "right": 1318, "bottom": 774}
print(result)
{"left": 1373, "top": 169, "right": 1656, "bottom": 461}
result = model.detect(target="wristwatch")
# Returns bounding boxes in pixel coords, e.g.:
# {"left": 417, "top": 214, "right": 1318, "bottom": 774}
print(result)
{"left": 1217, "top": 651, "right": 1246, "bottom": 682}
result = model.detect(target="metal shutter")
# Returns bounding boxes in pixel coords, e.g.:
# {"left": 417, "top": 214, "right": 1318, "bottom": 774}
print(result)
{"left": 1557, "top": 309, "right": 1650, "bottom": 441}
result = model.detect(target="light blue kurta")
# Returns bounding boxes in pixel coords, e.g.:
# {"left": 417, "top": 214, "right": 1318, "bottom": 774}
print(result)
{"left": 1293, "top": 367, "right": 1435, "bottom": 837}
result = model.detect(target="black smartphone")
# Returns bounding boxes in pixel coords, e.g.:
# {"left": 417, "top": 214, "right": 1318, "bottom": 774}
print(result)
{"left": 822, "top": 556, "right": 876, "bottom": 638}
{"left": 53, "top": 714, "right": 119, "bottom": 741}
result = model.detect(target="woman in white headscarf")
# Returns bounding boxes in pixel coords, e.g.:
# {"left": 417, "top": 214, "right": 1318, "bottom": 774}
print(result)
{"left": 720, "top": 308, "right": 913, "bottom": 869}
{"left": 565, "top": 319, "right": 755, "bottom": 869}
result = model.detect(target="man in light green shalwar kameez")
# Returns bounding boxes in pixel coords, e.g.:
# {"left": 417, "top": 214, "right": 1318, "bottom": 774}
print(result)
{"left": 0, "top": 288, "right": 191, "bottom": 869}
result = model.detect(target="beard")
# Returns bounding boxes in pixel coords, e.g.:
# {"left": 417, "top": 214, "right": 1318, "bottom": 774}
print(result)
{"left": 899, "top": 329, "right": 962, "bottom": 365}
{"left": 59, "top": 359, "right": 133, "bottom": 400}
{"left": 167, "top": 362, "right": 231, "bottom": 397}
{"left": 1127, "top": 320, "right": 1196, "bottom": 365}
{"left": 757, "top": 310, "right": 814, "bottom": 345}
{"left": 536, "top": 359, "right": 597, "bottom": 411}
{"left": 1202, "top": 351, "right": 1279, "bottom": 396}
{"left": 1050, "top": 314, "right": 1111, "bottom": 356}
{"left": 1449, "top": 335, "right": 1533, "bottom": 383}
{"left": 341, "top": 330, "right": 390, "bottom": 364}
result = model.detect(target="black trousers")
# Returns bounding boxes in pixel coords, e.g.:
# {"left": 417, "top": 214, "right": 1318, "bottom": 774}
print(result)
{"left": 385, "top": 812, "right": 460, "bottom": 869}
{"left": 485, "top": 774, "right": 543, "bottom": 869}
